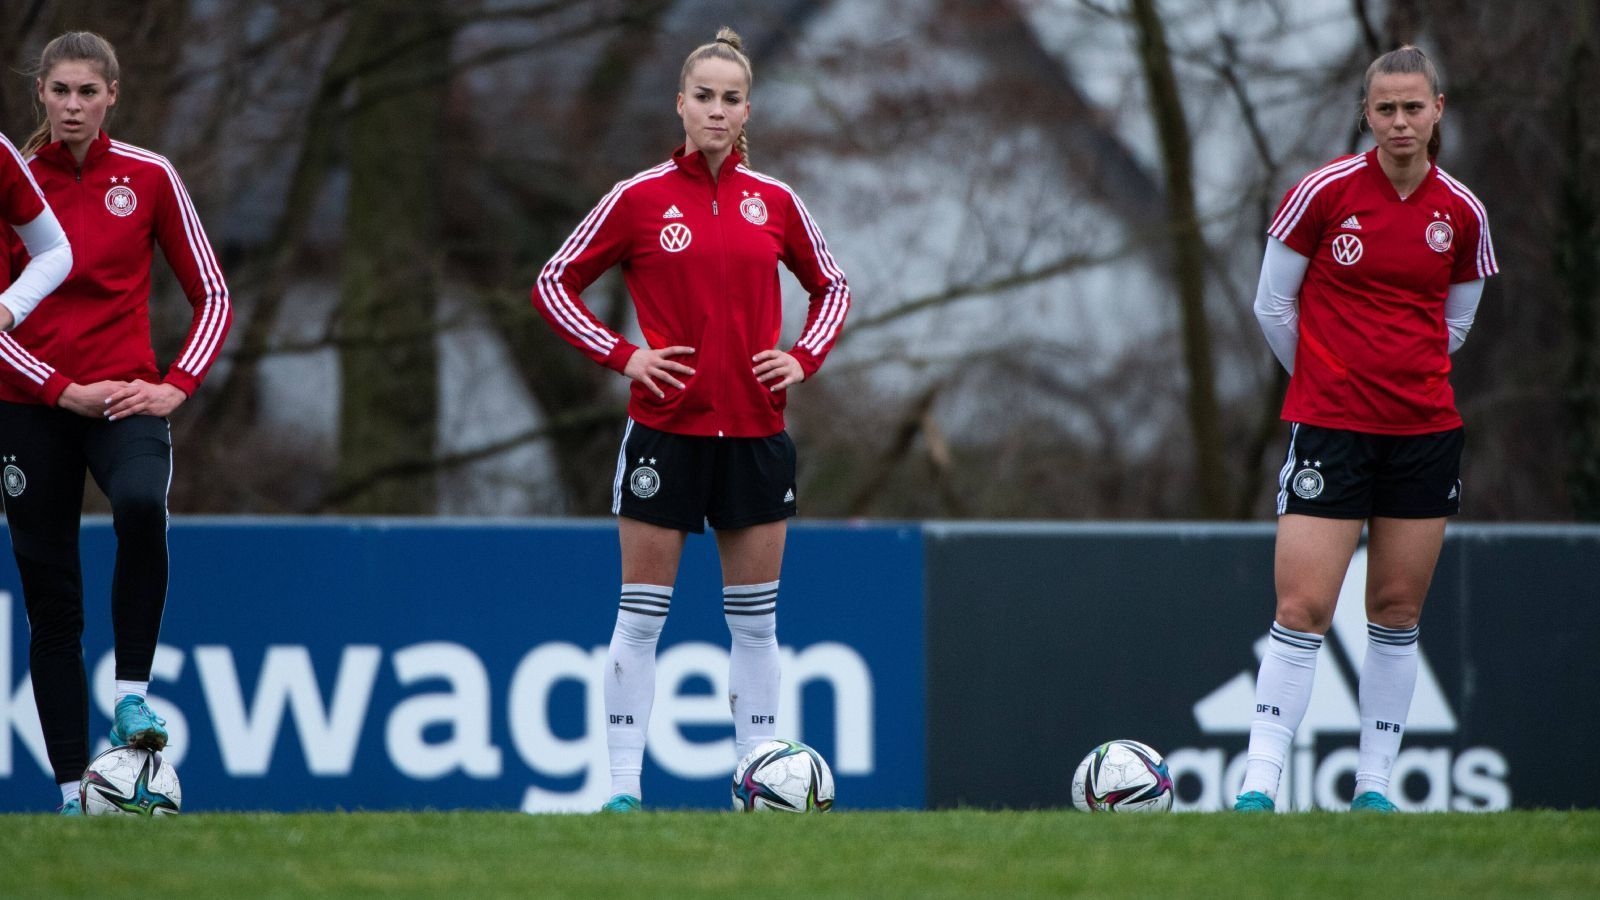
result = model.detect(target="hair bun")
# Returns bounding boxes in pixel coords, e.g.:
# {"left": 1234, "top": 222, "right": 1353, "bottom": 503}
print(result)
{"left": 714, "top": 26, "right": 743, "bottom": 51}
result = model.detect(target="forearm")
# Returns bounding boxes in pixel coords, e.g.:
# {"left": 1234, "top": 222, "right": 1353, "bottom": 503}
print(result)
{"left": 1444, "top": 279, "right": 1485, "bottom": 354}
{"left": 1253, "top": 238, "right": 1310, "bottom": 374}
{"left": 0, "top": 208, "right": 72, "bottom": 329}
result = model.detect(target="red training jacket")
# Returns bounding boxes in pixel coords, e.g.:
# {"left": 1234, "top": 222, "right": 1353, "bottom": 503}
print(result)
{"left": 535, "top": 147, "right": 850, "bottom": 438}
{"left": 0, "top": 132, "right": 231, "bottom": 406}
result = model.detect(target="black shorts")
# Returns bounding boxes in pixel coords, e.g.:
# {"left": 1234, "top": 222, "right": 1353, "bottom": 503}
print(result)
{"left": 1276, "top": 423, "right": 1463, "bottom": 519}
{"left": 611, "top": 419, "right": 797, "bottom": 533}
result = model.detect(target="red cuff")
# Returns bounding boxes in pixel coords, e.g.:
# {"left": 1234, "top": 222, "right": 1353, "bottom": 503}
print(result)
{"left": 162, "top": 368, "right": 198, "bottom": 397}
{"left": 603, "top": 340, "right": 640, "bottom": 374}
{"left": 790, "top": 347, "right": 821, "bottom": 381}
{"left": 40, "top": 371, "right": 71, "bottom": 407}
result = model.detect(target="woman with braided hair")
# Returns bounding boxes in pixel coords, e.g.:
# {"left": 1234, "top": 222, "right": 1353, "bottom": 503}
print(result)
{"left": 533, "top": 26, "right": 850, "bottom": 811}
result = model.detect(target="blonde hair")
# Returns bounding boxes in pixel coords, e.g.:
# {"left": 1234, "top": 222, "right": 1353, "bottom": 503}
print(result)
{"left": 679, "top": 26, "right": 752, "bottom": 164}
{"left": 1362, "top": 44, "right": 1442, "bottom": 159}
{"left": 22, "top": 31, "right": 120, "bottom": 157}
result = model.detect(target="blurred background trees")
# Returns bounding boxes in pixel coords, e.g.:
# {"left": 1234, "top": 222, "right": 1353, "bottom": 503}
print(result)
{"left": 1, "top": 0, "right": 1593, "bottom": 520}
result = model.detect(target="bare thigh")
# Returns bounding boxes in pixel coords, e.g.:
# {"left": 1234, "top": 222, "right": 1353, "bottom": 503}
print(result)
{"left": 713, "top": 519, "right": 788, "bottom": 586}
{"left": 619, "top": 516, "right": 688, "bottom": 585}
{"left": 1364, "top": 516, "right": 1447, "bottom": 628}
{"left": 1274, "top": 514, "right": 1365, "bottom": 633}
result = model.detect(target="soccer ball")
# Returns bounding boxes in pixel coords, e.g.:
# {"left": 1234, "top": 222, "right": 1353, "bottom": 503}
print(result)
{"left": 732, "top": 739, "right": 834, "bottom": 812}
{"left": 80, "top": 746, "right": 181, "bottom": 817}
{"left": 1071, "top": 739, "right": 1173, "bottom": 813}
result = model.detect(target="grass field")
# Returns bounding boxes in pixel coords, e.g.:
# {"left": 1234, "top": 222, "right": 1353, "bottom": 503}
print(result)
{"left": 2, "top": 810, "right": 1596, "bottom": 897}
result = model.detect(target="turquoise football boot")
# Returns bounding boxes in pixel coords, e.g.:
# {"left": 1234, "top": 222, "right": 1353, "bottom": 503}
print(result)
{"left": 1233, "top": 791, "right": 1275, "bottom": 812}
{"left": 600, "top": 794, "right": 642, "bottom": 813}
{"left": 58, "top": 796, "right": 84, "bottom": 816}
{"left": 109, "top": 696, "right": 168, "bottom": 750}
{"left": 1350, "top": 791, "right": 1398, "bottom": 813}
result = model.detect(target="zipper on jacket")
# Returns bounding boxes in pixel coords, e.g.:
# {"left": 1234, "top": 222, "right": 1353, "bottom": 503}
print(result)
{"left": 712, "top": 177, "right": 731, "bottom": 437}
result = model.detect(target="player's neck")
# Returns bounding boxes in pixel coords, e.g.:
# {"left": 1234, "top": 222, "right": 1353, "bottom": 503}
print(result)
{"left": 1376, "top": 149, "right": 1431, "bottom": 200}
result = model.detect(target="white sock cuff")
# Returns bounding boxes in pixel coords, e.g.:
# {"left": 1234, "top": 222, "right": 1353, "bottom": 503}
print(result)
{"left": 619, "top": 584, "right": 672, "bottom": 618}
{"left": 1268, "top": 621, "right": 1323, "bottom": 662}
{"left": 1354, "top": 772, "right": 1391, "bottom": 793}
{"left": 723, "top": 581, "right": 778, "bottom": 617}
{"left": 1368, "top": 622, "right": 1420, "bottom": 648}
{"left": 114, "top": 680, "right": 148, "bottom": 702}
{"left": 59, "top": 781, "right": 77, "bottom": 805}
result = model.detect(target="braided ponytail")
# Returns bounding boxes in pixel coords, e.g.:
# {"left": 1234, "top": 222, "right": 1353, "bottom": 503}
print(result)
{"left": 681, "top": 26, "right": 752, "bottom": 165}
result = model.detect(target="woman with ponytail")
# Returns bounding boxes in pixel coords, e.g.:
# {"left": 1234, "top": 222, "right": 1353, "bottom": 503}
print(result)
{"left": 1235, "top": 46, "right": 1496, "bottom": 814}
{"left": 0, "top": 31, "right": 231, "bottom": 814}
{"left": 533, "top": 26, "right": 851, "bottom": 811}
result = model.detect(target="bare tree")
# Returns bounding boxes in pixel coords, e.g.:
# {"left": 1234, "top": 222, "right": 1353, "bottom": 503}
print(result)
{"left": 331, "top": 0, "right": 455, "bottom": 512}
{"left": 1128, "top": 0, "right": 1227, "bottom": 517}
{"left": 1557, "top": 2, "right": 1600, "bottom": 519}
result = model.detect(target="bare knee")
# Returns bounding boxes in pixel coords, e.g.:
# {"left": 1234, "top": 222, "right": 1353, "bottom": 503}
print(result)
{"left": 1273, "top": 595, "right": 1334, "bottom": 635}
{"left": 1365, "top": 584, "right": 1423, "bottom": 629}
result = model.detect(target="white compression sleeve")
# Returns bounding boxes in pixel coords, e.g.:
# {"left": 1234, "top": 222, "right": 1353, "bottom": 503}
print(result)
{"left": 1444, "top": 279, "right": 1484, "bottom": 354}
{"left": 1, "top": 207, "right": 71, "bottom": 329}
{"left": 1252, "top": 238, "right": 1310, "bottom": 375}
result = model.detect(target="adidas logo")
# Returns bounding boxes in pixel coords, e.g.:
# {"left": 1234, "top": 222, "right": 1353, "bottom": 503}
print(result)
{"left": 784, "top": 488, "right": 795, "bottom": 503}
{"left": 1448, "top": 484, "right": 1459, "bottom": 500}
{"left": 663, "top": 205, "right": 683, "bottom": 219}
{"left": 1339, "top": 215, "right": 1361, "bottom": 230}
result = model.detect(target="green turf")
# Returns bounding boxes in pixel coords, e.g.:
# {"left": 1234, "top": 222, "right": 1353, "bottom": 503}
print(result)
{"left": 2, "top": 810, "right": 1596, "bottom": 898}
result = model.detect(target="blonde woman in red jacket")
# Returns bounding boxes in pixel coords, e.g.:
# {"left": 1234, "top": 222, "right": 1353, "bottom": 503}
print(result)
{"left": 535, "top": 27, "right": 850, "bottom": 812}
{"left": 0, "top": 32, "right": 230, "bottom": 814}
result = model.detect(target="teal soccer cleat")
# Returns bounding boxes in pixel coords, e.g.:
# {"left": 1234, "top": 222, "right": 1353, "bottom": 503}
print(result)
{"left": 109, "top": 696, "right": 168, "bottom": 751}
{"left": 600, "top": 794, "right": 642, "bottom": 813}
{"left": 58, "top": 796, "right": 83, "bottom": 816}
{"left": 1351, "top": 791, "right": 1398, "bottom": 813}
{"left": 1233, "top": 791, "right": 1275, "bottom": 812}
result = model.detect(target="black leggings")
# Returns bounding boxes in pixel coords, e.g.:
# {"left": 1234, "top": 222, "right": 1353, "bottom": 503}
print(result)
{"left": 0, "top": 402, "right": 172, "bottom": 783}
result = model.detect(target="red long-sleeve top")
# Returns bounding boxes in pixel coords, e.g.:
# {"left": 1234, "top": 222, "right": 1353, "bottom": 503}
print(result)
{"left": 0, "top": 132, "right": 231, "bottom": 406}
{"left": 535, "top": 148, "right": 850, "bottom": 438}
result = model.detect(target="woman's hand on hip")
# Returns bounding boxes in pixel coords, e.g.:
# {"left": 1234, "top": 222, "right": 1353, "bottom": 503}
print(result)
{"left": 57, "top": 380, "right": 130, "bottom": 419}
{"left": 753, "top": 349, "right": 804, "bottom": 392}
{"left": 104, "top": 380, "right": 187, "bottom": 420}
{"left": 624, "top": 346, "right": 696, "bottom": 399}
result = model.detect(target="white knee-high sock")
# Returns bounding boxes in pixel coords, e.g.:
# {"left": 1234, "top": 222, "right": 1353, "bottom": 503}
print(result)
{"left": 724, "top": 581, "right": 780, "bottom": 762}
{"left": 1355, "top": 623, "right": 1420, "bottom": 798}
{"left": 1240, "top": 622, "right": 1324, "bottom": 800}
{"left": 605, "top": 584, "right": 671, "bottom": 799}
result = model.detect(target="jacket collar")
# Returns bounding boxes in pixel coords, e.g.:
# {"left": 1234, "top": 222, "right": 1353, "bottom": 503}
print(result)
{"left": 34, "top": 130, "right": 112, "bottom": 171}
{"left": 672, "top": 144, "right": 742, "bottom": 181}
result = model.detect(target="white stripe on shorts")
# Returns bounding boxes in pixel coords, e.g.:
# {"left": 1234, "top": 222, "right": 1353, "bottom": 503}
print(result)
{"left": 611, "top": 418, "right": 635, "bottom": 514}
{"left": 1276, "top": 423, "right": 1300, "bottom": 515}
